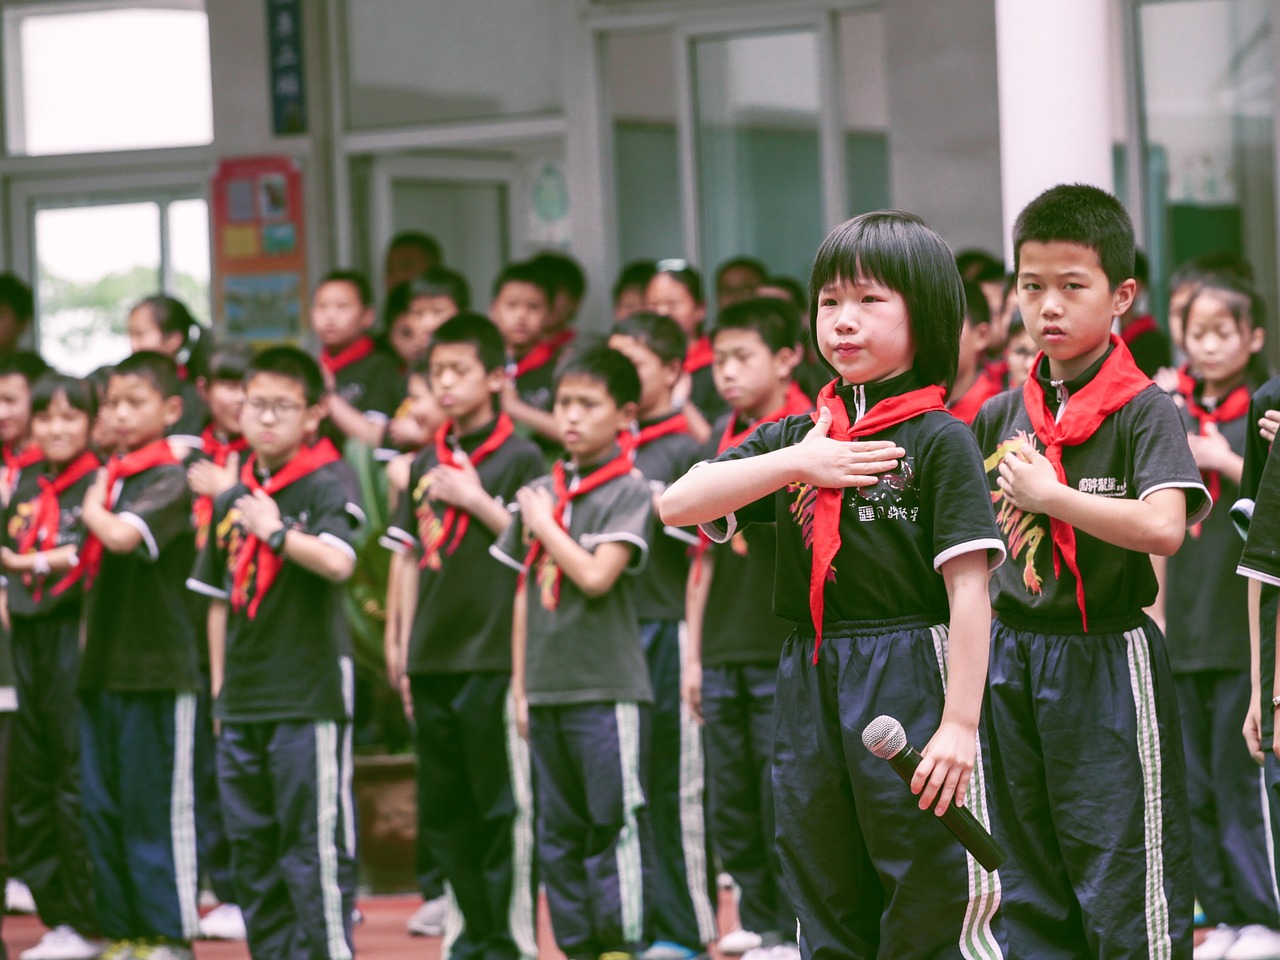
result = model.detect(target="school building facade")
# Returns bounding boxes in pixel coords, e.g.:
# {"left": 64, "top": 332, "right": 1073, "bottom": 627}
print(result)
{"left": 0, "top": 0, "right": 1272, "bottom": 361}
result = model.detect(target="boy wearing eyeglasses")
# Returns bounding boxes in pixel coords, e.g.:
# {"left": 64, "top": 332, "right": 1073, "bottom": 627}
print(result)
{"left": 188, "top": 346, "right": 364, "bottom": 960}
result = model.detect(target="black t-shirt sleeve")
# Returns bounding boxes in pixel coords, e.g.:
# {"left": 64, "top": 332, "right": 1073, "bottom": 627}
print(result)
{"left": 921, "top": 419, "right": 1007, "bottom": 570}
{"left": 188, "top": 491, "right": 232, "bottom": 599}
{"left": 383, "top": 461, "right": 420, "bottom": 555}
{"left": 1239, "top": 449, "right": 1280, "bottom": 586}
{"left": 1130, "top": 389, "right": 1211, "bottom": 524}
{"left": 699, "top": 418, "right": 790, "bottom": 541}
{"left": 119, "top": 466, "right": 193, "bottom": 562}
{"left": 583, "top": 477, "right": 652, "bottom": 574}
{"left": 1234, "top": 377, "right": 1280, "bottom": 535}
{"left": 304, "top": 468, "right": 360, "bottom": 559}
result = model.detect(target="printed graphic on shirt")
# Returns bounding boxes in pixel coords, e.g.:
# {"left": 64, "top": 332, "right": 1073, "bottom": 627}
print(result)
{"left": 411, "top": 473, "right": 446, "bottom": 571}
{"left": 984, "top": 430, "right": 1048, "bottom": 594}
{"left": 852, "top": 456, "right": 920, "bottom": 522}
{"left": 214, "top": 503, "right": 316, "bottom": 607}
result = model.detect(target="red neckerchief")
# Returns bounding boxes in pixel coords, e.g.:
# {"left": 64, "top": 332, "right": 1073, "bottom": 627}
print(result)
{"left": 520, "top": 449, "right": 633, "bottom": 610}
{"left": 18, "top": 451, "right": 101, "bottom": 601}
{"left": 320, "top": 337, "right": 376, "bottom": 377}
{"left": 684, "top": 336, "right": 714, "bottom": 374}
{"left": 53, "top": 439, "right": 180, "bottom": 595}
{"left": 1176, "top": 364, "right": 1196, "bottom": 398}
{"left": 1022, "top": 335, "right": 1152, "bottom": 631}
{"left": 2, "top": 443, "right": 42, "bottom": 497}
{"left": 231, "top": 440, "right": 342, "bottom": 619}
{"left": 809, "top": 379, "right": 948, "bottom": 662}
{"left": 1182, "top": 381, "right": 1251, "bottom": 504}
{"left": 193, "top": 427, "right": 249, "bottom": 549}
{"left": 986, "top": 358, "right": 1010, "bottom": 390}
{"left": 421, "top": 414, "right": 514, "bottom": 568}
{"left": 948, "top": 364, "right": 1004, "bottom": 425}
{"left": 620, "top": 412, "right": 690, "bottom": 460}
{"left": 692, "top": 383, "right": 813, "bottom": 581}
{"left": 512, "top": 329, "right": 575, "bottom": 380}
{"left": 1120, "top": 315, "right": 1160, "bottom": 345}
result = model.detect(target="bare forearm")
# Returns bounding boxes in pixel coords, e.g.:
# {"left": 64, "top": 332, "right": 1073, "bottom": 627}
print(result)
{"left": 1251, "top": 578, "right": 1262, "bottom": 694}
{"left": 533, "top": 523, "right": 630, "bottom": 596}
{"left": 1042, "top": 486, "right": 1186, "bottom": 555}
{"left": 661, "top": 448, "right": 800, "bottom": 527}
{"left": 208, "top": 600, "right": 228, "bottom": 699}
{"left": 465, "top": 492, "right": 514, "bottom": 537}
{"left": 505, "top": 394, "right": 561, "bottom": 442}
{"left": 684, "top": 557, "right": 711, "bottom": 667}
{"left": 82, "top": 506, "right": 143, "bottom": 554}
{"left": 512, "top": 583, "right": 527, "bottom": 695}
{"left": 941, "top": 579, "right": 990, "bottom": 732}
{"left": 327, "top": 395, "right": 387, "bottom": 447}
{"left": 280, "top": 531, "right": 355, "bottom": 582}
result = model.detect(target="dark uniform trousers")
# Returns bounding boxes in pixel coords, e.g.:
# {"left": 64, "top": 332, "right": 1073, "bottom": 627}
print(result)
{"left": 701, "top": 661, "right": 793, "bottom": 937}
{"left": 773, "top": 622, "right": 1004, "bottom": 960}
{"left": 217, "top": 719, "right": 356, "bottom": 960}
{"left": 194, "top": 667, "right": 237, "bottom": 905}
{"left": 529, "top": 702, "right": 656, "bottom": 958}
{"left": 10, "top": 609, "right": 97, "bottom": 934}
{"left": 984, "top": 615, "right": 1193, "bottom": 960}
{"left": 412, "top": 673, "right": 538, "bottom": 960}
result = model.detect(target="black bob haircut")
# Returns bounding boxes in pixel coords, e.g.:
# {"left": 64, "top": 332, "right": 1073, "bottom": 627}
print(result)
{"left": 0, "top": 274, "right": 34, "bottom": 323}
{"left": 417, "top": 268, "right": 471, "bottom": 311}
{"left": 32, "top": 372, "right": 98, "bottom": 421}
{"left": 612, "top": 312, "right": 687, "bottom": 366}
{"left": 554, "top": 346, "right": 641, "bottom": 409}
{"left": 716, "top": 256, "right": 768, "bottom": 286}
{"left": 808, "top": 210, "right": 963, "bottom": 392}
{"left": 424, "top": 312, "right": 508, "bottom": 375}
{"left": 0, "top": 351, "right": 49, "bottom": 386}
{"left": 114, "top": 351, "right": 181, "bottom": 399}
{"left": 1012, "top": 183, "right": 1135, "bottom": 290}
{"left": 530, "top": 251, "right": 586, "bottom": 301}
{"left": 492, "top": 261, "right": 555, "bottom": 306}
{"left": 319, "top": 269, "right": 374, "bottom": 308}
{"left": 962, "top": 281, "right": 991, "bottom": 328}
{"left": 389, "top": 231, "right": 442, "bottom": 264}
{"left": 714, "top": 297, "right": 801, "bottom": 355}
{"left": 204, "top": 342, "right": 255, "bottom": 384}
{"left": 653, "top": 262, "right": 705, "bottom": 305}
{"left": 1183, "top": 272, "right": 1271, "bottom": 385}
{"left": 247, "top": 346, "right": 325, "bottom": 407}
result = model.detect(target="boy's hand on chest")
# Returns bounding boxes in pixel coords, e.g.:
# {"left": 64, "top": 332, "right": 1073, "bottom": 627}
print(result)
{"left": 997, "top": 447, "right": 1061, "bottom": 514}
{"left": 234, "top": 489, "right": 285, "bottom": 539}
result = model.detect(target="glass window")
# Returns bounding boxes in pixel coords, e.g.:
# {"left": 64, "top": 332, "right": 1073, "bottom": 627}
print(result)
{"left": 1138, "top": 0, "right": 1275, "bottom": 329}
{"left": 838, "top": 9, "right": 891, "bottom": 217}
{"left": 35, "top": 198, "right": 209, "bottom": 375}
{"left": 607, "top": 29, "right": 682, "bottom": 266}
{"left": 344, "top": 0, "right": 561, "bottom": 130}
{"left": 3, "top": 3, "right": 212, "bottom": 156}
{"left": 691, "top": 27, "right": 824, "bottom": 287}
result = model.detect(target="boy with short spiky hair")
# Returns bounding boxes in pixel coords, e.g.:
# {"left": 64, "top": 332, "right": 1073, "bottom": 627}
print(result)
{"left": 973, "top": 184, "right": 1211, "bottom": 958}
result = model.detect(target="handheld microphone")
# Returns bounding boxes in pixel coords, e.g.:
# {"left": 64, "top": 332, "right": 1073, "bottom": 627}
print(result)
{"left": 861, "top": 715, "right": 1006, "bottom": 872}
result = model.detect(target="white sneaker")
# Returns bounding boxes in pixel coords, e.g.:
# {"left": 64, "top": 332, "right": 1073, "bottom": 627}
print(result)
{"left": 1225, "top": 925, "right": 1280, "bottom": 960}
{"left": 198, "top": 903, "right": 247, "bottom": 940}
{"left": 719, "top": 930, "right": 764, "bottom": 956}
{"left": 406, "top": 895, "right": 448, "bottom": 936}
{"left": 19, "top": 926, "right": 107, "bottom": 960}
{"left": 6, "top": 877, "right": 36, "bottom": 914}
{"left": 1198, "top": 926, "right": 1241, "bottom": 960}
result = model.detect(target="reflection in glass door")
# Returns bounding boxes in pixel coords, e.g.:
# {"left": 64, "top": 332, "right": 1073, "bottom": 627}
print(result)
{"left": 691, "top": 28, "right": 825, "bottom": 286}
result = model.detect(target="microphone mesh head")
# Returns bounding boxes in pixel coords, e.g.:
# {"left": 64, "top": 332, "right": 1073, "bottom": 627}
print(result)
{"left": 862, "top": 715, "right": 906, "bottom": 759}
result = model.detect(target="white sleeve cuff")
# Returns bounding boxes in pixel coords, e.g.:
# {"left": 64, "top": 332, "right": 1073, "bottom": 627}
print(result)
{"left": 117, "top": 512, "right": 158, "bottom": 560}
{"left": 1231, "top": 498, "right": 1255, "bottom": 540}
{"left": 1140, "top": 480, "right": 1212, "bottom": 526}
{"left": 698, "top": 513, "right": 736, "bottom": 544}
{"left": 489, "top": 543, "right": 527, "bottom": 573}
{"left": 1238, "top": 564, "right": 1280, "bottom": 587}
{"left": 933, "top": 538, "right": 1008, "bottom": 572}
{"left": 580, "top": 531, "right": 650, "bottom": 574}
{"left": 318, "top": 532, "right": 358, "bottom": 562}
{"left": 186, "top": 577, "right": 229, "bottom": 600}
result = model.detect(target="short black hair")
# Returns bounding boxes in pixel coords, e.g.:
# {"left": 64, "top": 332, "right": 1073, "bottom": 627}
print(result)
{"left": 492, "top": 261, "right": 554, "bottom": 305}
{"left": 389, "top": 231, "right": 442, "bottom": 265}
{"left": 318, "top": 269, "right": 374, "bottom": 308}
{"left": 114, "top": 351, "right": 181, "bottom": 399}
{"left": 652, "top": 263, "right": 704, "bottom": 305}
{"left": 1170, "top": 250, "right": 1255, "bottom": 290}
{"left": 713, "top": 297, "right": 801, "bottom": 354}
{"left": 425, "top": 312, "right": 507, "bottom": 374}
{"left": 247, "top": 345, "right": 325, "bottom": 406}
{"left": 31, "top": 372, "right": 98, "bottom": 421}
{"left": 415, "top": 267, "right": 471, "bottom": 312}
{"left": 716, "top": 256, "right": 768, "bottom": 287}
{"left": 612, "top": 260, "right": 657, "bottom": 305}
{"left": 759, "top": 275, "right": 807, "bottom": 311}
{"left": 1133, "top": 248, "right": 1149, "bottom": 286}
{"left": 612, "top": 312, "right": 687, "bottom": 366}
{"left": 809, "top": 211, "right": 964, "bottom": 391}
{"left": 962, "top": 281, "right": 991, "bottom": 328}
{"left": 530, "top": 251, "right": 586, "bottom": 301}
{"left": 955, "top": 249, "right": 1004, "bottom": 284}
{"left": 1012, "top": 183, "right": 1135, "bottom": 290}
{"left": 204, "top": 342, "right": 254, "bottom": 384}
{"left": 0, "top": 351, "right": 49, "bottom": 387}
{"left": 0, "top": 274, "right": 34, "bottom": 323}
{"left": 554, "top": 346, "right": 641, "bottom": 408}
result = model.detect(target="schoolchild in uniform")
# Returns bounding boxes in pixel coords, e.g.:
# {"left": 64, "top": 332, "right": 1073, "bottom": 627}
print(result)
{"left": 614, "top": 261, "right": 658, "bottom": 323}
{"left": 492, "top": 261, "right": 561, "bottom": 449}
{"left": 493, "top": 347, "right": 657, "bottom": 960}
{"left": 0, "top": 273, "right": 34, "bottom": 357}
{"left": 188, "top": 346, "right": 361, "bottom": 960}
{"left": 609, "top": 313, "right": 717, "bottom": 960}
{"left": 946, "top": 282, "right": 1003, "bottom": 426}
{"left": 645, "top": 263, "right": 725, "bottom": 431}
{"left": 181, "top": 344, "right": 252, "bottom": 942}
{"left": 663, "top": 211, "right": 1007, "bottom": 960}
{"left": 76, "top": 351, "right": 202, "bottom": 960}
{"left": 972, "top": 184, "right": 1210, "bottom": 959}
{"left": 529, "top": 251, "right": 585, "bottom": 353}
{"left": 381, "top": 313, "right": 544, "bottom": 960}
{"left": 0, "top": 353, "right": 51, "bottom": 496}
{"left": 312, "top": 269, "right": 405, "bottom": 449}
{"left": 4, "top": 374, "right": 103, "bottom": 960}
{"left": 676, "top": 298, "right": 809, "bottom": 960}
{"left": 1163, "top": 273, "right": 1280, "bottom": 960}
{"left": 126, "top": 295, "right": 210, "bottom": 443}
